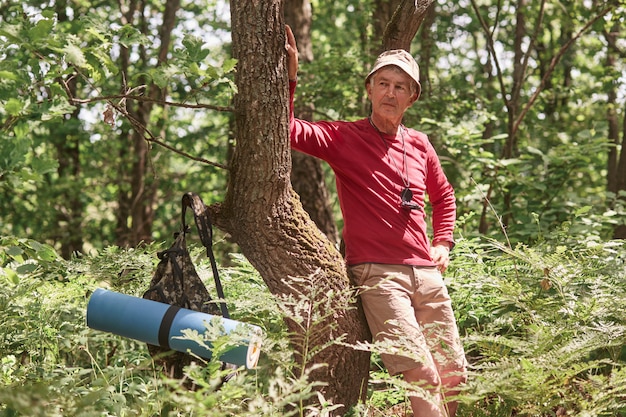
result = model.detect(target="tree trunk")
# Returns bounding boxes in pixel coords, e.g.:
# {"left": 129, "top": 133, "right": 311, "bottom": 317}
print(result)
{"left": 605, "top": 23, "right": 626, "bottom": 239}
{"left": 417, "top": 2, "right": 437, "bottom": 98}
{"left": 115, "top": 0, "right": 179, "bottom": 246}
{"left": 221, "top": 1, "right": 371, "bottom": 413}
{"left": 615, "top": 107, "right": 626, "bottom": 239}
{"left": 372, "top": 0, "right": 401, "bottom": 53}
{"left": 52, "top": 0, "right": 84, "bottom": 258}
{"left": 52, "top": 75, "right": 84, "bottom": 258}
{"left": 381, "top": 0, "right": 434, "bottom": 52}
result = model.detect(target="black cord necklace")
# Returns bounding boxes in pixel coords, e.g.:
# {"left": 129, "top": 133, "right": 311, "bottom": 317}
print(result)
{"left": 368, "top": 117, "right": 421, "bottom": 211}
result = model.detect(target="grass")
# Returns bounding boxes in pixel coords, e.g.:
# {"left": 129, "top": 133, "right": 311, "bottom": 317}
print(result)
{"left": 0, "top": 230, "right": 625, "bottom": 416}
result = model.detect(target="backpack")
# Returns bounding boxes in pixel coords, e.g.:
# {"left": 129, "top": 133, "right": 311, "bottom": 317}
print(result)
{"left": 142, "top": 192, "right": 229, "bottom": 379}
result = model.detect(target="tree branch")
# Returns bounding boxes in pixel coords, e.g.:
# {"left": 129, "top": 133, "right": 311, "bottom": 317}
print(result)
{"left": 470, "top": 0, "right": 511, "bottom": 116}
{"left": 383, "top": 0, "right": 434, "bottom": 51}
{"left": 59, "top": 77, "right": 229, "bottom": 170}
{"left": 513, "top": 5, "right": 615, "bottom": 136}
{"left": 69, "top": 93, "right": 234, "bottom": 112}
{"left": 106, "top": 99, "right": 229, "bottom": 170}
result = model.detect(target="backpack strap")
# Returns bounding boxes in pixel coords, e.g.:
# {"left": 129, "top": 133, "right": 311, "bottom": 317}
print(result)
{"left": 182, "top": 192, "right": 230, "bottom": 319}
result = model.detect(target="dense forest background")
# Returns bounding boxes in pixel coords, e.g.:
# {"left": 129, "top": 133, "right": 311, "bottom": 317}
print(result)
{"left": 1, "top": 0, "right": 625, "bottom": 415}
{"left": 1, "top": 0, "right": 624, "bottom": 252}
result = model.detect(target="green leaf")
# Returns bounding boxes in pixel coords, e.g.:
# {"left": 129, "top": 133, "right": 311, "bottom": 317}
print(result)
{"left": 0, "top": 24, "right": 22, "bottom": 44}
{"left": 27, "top": 240, "right": 59, "bottom": 263}
{"left": 4, "top": 98, "right": 24, "bottom": 116}
{"left": 3, "top": 268, "right": 19, "bottom": 285}
{"left": 498, "top": 158, "right": 522, "bottom": 167}
{"left": 41, "top": 99, "right": 77, "bottom": 121}
{"left": 117, "top": 24, "right": 149, "bottom": 47}
{"left": 16, "top": 263, "right": 38, "bottom": 274}
{"left": 35, "top": 245, "right": 59, "bottom": 263}
{"left": 89, "top": 47, "right": 117, "bottom": 78}
{"left": 63, "top": 42, "right": 87, "bottom": 68}
{"left": 149, "top": 64, "right": 179, "bottom": 89}
{"left": 150, "top": 69, "right": 169, "bottom": 89}
{"left": 187, "top": 62, "right": 200, "bottom": 75}
{"left": 28, "top": 18, "right": 54, "bottom": 41}
{"left": 205, "top": 65, "right": 219, "bottom": 80}
{"left": 222, "top": 58, "right": 237, "bottom": 73}
{"left": 31, "top": 157, "right": 59, "bottom": 176}
{"left": 5, "top": 246, "right": 24, "bottom": 258}
{"left": 574, "top": 206, "right": 592, "bottom": 217}
{"left": 526, "top": 146, "right": 544, "bottom": 156}
{"left": 182, "top": 35, "right": 210, "bottom": 61}
{"left": 13, "top": 122, "right": 30, "bottom": 139}
{"left": 0, "top": 71, "right": 18, "bottom": 81}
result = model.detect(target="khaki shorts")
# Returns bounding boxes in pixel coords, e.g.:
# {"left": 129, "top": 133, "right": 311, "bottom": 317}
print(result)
{"left": 349, "top": 263, "right": 467, "bottom": 378}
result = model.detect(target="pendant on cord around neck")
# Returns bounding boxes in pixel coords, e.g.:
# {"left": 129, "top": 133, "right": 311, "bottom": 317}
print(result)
{"left": 400, "top": 187, "right": 421, "bottom": 211}
{"left": 369, "top": 117, "right": 422, "bottom": 211}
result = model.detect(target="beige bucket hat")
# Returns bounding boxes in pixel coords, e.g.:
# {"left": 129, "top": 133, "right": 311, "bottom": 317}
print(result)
{"left": 365, "top": 49, "right": 421, "bottom": 97}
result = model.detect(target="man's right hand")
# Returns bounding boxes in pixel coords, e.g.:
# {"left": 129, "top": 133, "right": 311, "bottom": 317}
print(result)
{"left": 285, "top": 25, "right": 299, "bottom": 81}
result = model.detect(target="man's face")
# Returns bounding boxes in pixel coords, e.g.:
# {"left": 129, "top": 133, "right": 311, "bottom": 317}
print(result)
{"left": 366, "top": 66, "right": 418, "bottom": 124}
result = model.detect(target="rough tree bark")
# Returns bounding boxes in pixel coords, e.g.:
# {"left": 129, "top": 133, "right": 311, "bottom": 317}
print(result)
{"left": 207, "top": 0, "right": 437, "bottom": 412}
{"left": 214, "top": 0, "right": 371, "bottom": 413}
{"left": 380, "top": 0, "right": 434, "bottom": 51}
{"left": 372, "top": 0, "right": 401, "bottom": 53}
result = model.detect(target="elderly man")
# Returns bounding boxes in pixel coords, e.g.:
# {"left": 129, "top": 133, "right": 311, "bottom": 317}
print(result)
{"left": 285, "top": 26, "right": 467, "bottom": 416}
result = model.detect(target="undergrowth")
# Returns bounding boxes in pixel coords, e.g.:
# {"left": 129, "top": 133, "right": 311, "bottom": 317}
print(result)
{"left": 0, "top": 224, "right": 625, "bottom": 416}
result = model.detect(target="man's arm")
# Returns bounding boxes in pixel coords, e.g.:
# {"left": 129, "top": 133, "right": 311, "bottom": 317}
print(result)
{"left": 424, "top": 140, "right": 456, "bottom": 273}
{"left": 285, "top": 25, "right": 298, "bottom": 81}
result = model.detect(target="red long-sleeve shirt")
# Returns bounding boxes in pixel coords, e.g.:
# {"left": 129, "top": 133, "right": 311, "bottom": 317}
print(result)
{"left": 289, "top": 81, "right": 456, "bottom": 267}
